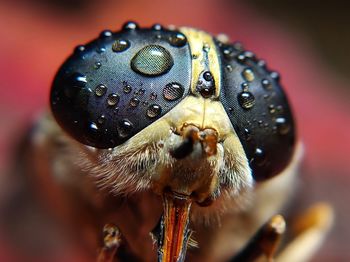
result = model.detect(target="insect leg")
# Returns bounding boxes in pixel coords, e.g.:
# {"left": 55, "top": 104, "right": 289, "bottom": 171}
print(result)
{"left": 229, "top": 215, "right": 286, "bottom": 262}
{"left": 97, "top": 224, "right": 122, "bottom": 262}
{"left": 276, "top": 203, "right": 334, "bottom": 262}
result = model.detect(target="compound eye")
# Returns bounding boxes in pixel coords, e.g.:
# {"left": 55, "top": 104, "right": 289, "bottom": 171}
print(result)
{"left": 50, "top": 25, "right": 192, "bottom": 149}
{"left": 217, "top": 42, "right": 296, "bottom": 181}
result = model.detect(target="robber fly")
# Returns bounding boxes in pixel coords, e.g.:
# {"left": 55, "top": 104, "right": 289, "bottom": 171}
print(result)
{"left": 4, "top": 22, "right": 333, "bottom": 262}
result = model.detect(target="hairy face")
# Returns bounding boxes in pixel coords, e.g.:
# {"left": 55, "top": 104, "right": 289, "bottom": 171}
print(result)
{"left": 74, "top": 96, "right": 254, "bottom": 218}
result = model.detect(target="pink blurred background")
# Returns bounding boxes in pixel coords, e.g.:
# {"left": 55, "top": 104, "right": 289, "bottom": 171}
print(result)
{"left": 0, "top": 0, "right": 349, "bottom": 261}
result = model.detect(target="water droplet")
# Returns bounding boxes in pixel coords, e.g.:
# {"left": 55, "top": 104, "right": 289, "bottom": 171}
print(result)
{"left": 270, "top": 71, "right": 280, "bottom": 81}
{"left": 97, "top": 46, "right": 106, "bottom": 53}
{"left": 241, "top": 82, "right": 249, "bottom": 91}
{"left": 226, "top": 65, "right": 233, "bottom": 72}
{"left": 200, "top": 88, "right": 214, "bottom": 98}
{"left": 112, "top": 39, "right": 130, "bottom": 52}
{"left": 74, "top": 45, "right": 85, "bottom": 53}
{"left": 163, "top": 82, "right": 185, "bottom": 101}
{"left": 168, "top": 33, "right": 187, "bottom": 47}
{"left": 94, "top": 61, "right": 102, "bottom": 69}
{"left": 131, "top": 45, "right": 174, "bottom": 76}
{"left": 262, "top": 79, "right": 272, "bottom": 90}
{"left": 275, "top": 117, "right": 290, "bottom": 135}
{"left": 97, "top": 115, "right": 106, "bottom": 124}
{"left": 223, "top": 46, "right": 234, "bottom": 59}
{"left": 258, "top": 120, "right": 263, "bottom": 126}
{"left": 257, "top": 60, "right": 267, "bottom": 69}
{"left": 217, "top": 40, "right": 224, "bottom": 47}
{"left": 64, "top": 73, "right": 87, "bottom": 98}
{"left": 236, "top": 54, "right": 246, "bottom": 63}
{"left": 123, "top": 21, "right": 139, "bottom": 30}
{"left": 255, "top": 148, "right": 263, "bottom": 155}
{"left": 233, "top": 41, "right": 244, "bottom": 51}
{"left": 263, "top": 94, "right": 269, "bottom": 99}
{"left": 243, "top": 51, "right": 256, "bottom": 60}
{"left": 147, "top": 104, "right": 162, "bottom": 118}
{"left": 198, "top": 71, "right": 215, "bottom": 98}
{"left": 142, "top": 101, "right": 149, "bottom": 106}
{"left": 129, "top": 97, "right": 140, "bottom": 108}
{"left": 118, "top": 119, "right": 133, "bottom": 138}
{"left": 203, "top": 71, "right": 213, "bottom": 81}
{"left": 95, "top": 84, "right": 107, "bottom": 97}
{"left": 107, "top": 93, "right": 119, "bottom": 106}
{"left": 123, "top": 84, "right": 132, "bottom": 94}
{"left": 276, "top": 105, "right": 284, "bottom": 113}
{"left": 89, "top": 122, "right": 99, "bottom": 133}
{"left": 228, "top": 107, "right": 233, "bottom": 112}
{"left": 253, "top": 147, "right": 266, "bottom": 166}
{"left": 268, "top": 104, "right": 276, "bottom": 114}
{"left": 203, "top": 43, "right": 210, "bottom": 52}
{"left": 138, "top": 88, "right": 145, "bottom": 96}
{"left": 152, "top": 24, "right": 163, "bottom": 31}
{"left": 238, "top": 91, "right": 255, "bottom": 109}
{"left": 70, "top": 73, "right": 87, "bottom": 87}
{"left": 242, "top": 68, "right": 255, "bottom": 82}
{"left": 244, "top": 128, "right": 251, "bottom": 141}
{"left": 150, "top": 92, "right": 157, "bottom": 100}
{"left": 100, "top": 30, "right": 112, "bottom": 38}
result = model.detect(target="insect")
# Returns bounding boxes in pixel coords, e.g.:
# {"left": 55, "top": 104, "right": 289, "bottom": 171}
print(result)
{"left": 7, "top": 22, "right": 333, "bottom": 262}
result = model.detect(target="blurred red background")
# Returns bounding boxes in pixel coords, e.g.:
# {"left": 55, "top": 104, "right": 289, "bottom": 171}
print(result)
{"left": 0, "top": 0, "right": 349, "bottom": 261}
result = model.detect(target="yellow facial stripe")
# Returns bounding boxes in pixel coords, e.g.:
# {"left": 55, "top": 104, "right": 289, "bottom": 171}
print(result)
{"left": 179, "top": 27, "right": 221, "bottom": 98}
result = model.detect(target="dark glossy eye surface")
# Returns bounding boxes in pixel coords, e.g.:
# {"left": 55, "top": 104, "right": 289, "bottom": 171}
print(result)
{"left": 216, "top": 41, "right": 295, "bottom": 180}
{"left": 50, "top": 23, "right": 191, "bottom": 148}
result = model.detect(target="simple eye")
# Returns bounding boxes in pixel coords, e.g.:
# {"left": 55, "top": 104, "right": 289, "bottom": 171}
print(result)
{"left": 217, "top": 42, "right": 295, "bottom": 181}
{"left": 50, "top": 23, "right": 191, "bottom": 149}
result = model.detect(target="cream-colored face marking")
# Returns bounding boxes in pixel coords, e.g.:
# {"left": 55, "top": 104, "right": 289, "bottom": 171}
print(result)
{"left": 179, "top": 27, "right": 221, "bottom": 97}
{"left": 164, "top": 96, "right": 235, "bottom": 141}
